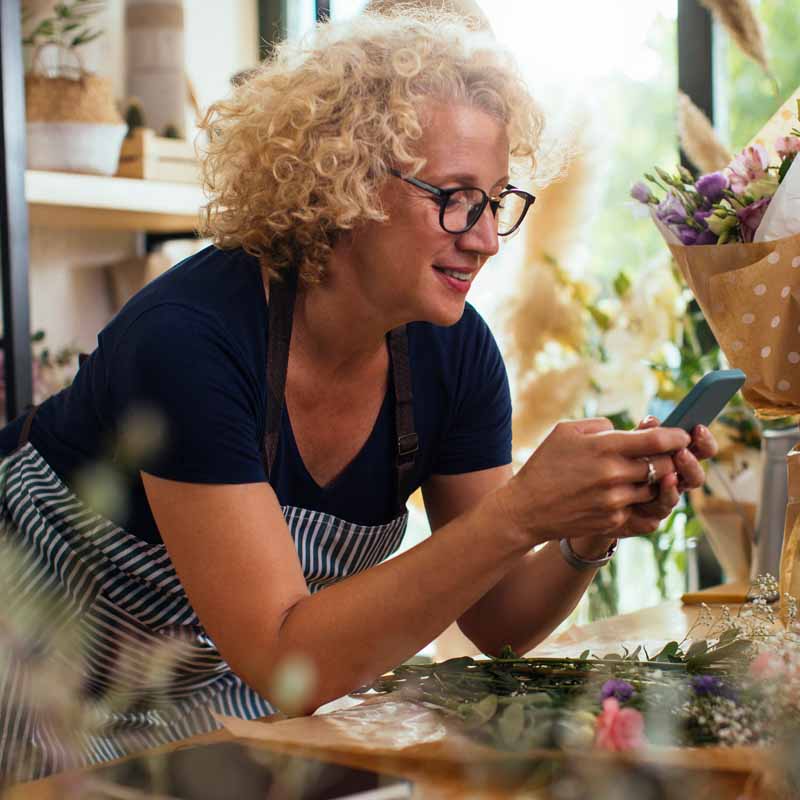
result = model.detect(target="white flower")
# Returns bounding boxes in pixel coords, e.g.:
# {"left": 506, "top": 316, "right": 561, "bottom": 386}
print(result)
{"left": 622, "top": 265, "right": 687, "bottom": 353}
{"left": 591, "top": 359, "right": 657, "bottom": 422}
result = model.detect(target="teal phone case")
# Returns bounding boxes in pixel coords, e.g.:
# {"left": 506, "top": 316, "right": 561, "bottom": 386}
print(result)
{"left": 662, "top": 369, "right": 746, "bottom": 432}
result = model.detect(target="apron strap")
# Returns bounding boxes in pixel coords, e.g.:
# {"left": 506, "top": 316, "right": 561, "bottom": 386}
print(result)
{"left": 16, "top": 405, "right": 39, "bottom": 450}
{"left": 262, "top": 270, "right": 418, "bottom": 515}
{"left": 388, "top": 326, "right": 418, "bottom": 514}
{"left": 264, "top": 267, "right": 299, "bottom": 479}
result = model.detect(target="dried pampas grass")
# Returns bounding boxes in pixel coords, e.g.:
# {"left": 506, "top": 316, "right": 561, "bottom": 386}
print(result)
{"left": 513, "top": 362, "right": 591, "bottom": 448}
{"left": 504, "top": 129, "right": 596, "bottom": 369}
{"left": 699, "top": 0, "right": 772, "bottom": 78}
{"left": 509, "top": 261, "right": 587, "bottom": 359}
{"left": 504, "top": 117, "right": 604, "bottom": 452}
{"left": 678, "top": 91, "right": 732, "bottom": 173}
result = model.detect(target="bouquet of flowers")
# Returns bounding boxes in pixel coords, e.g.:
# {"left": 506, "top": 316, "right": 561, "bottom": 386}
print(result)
{"left": 631, "top": 98, "right": 800, "bottom": 419}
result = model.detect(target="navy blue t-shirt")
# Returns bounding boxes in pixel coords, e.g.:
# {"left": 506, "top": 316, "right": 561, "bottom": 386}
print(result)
{"left": 0, "top": 246, "right": 512, "bottom": 544}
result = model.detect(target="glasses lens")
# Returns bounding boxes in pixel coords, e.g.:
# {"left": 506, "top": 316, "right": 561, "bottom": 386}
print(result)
{"left": 441, "top": 188, "right": 487, "bottom": 233}
{"left": 496, "top": 191, "right": 528, "bottom": 235}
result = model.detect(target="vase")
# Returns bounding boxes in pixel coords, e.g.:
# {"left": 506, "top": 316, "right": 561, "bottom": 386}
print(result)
{"left": 125, "top": 0, "right": 187, "bottom": 139}
{"left": 752, "top": 427, "right": 800, "bottom": 582}
{"left": 27, "top": 122, "right": 128, "bottom": 175}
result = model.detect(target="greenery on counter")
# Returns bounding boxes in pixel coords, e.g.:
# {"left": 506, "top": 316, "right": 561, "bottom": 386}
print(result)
{"left": 363, "top": 576, "right": 797, "bottom": 753}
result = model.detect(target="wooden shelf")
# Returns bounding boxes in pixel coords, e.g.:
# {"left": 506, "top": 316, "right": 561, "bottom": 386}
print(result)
{"left": 25, "top": 170, "right": 204, "bottom": 233}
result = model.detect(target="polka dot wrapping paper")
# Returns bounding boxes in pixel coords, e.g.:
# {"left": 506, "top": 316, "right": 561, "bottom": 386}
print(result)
{"left": 670, "top": 231, "right": 800, "bottom": 418}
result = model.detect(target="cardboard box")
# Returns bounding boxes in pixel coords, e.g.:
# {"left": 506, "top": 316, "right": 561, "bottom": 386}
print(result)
{"left": 115, "top": 128, "right": 199, "bottom": 183}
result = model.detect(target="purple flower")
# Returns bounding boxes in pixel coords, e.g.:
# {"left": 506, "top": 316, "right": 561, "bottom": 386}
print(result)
{"left": 695, "top": 229, "right": 718, "bottom": 245}
{"left": 676, "top": 225, "right": 699, "bottom": 246}
{"left": 630, "top": 181, "right": 653, "bottom": 204}
{"left": 655, "top": 192, "right": 688, "bottom": 226}
{"left": 600, "top": 679, "right": 634, "bottom": 703}
{"left": 737, "top": 196, "right": 771, "bottom": 243}
{"left": 695, "top": 172, "right": 729, "bottom": 202}
{"left": 690, "top": 675, "right": 737, "bottom": 700}
{"left": 694, "top": 209, "right": 712, "bottom": 224}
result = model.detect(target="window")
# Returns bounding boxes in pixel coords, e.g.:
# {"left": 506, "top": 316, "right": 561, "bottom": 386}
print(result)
{"left": 719, "top": 0, "right": 800, "bottom": 150}
{"left": 329, "top": 0, "right": 368, "bottom": 19}
{"left": 476, "top": 1, "right": 679, "bottom": 282}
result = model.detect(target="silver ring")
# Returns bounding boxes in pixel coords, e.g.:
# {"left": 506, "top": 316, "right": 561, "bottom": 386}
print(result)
{"left": 646, "top": 460, "right": 658, "bottom": 486}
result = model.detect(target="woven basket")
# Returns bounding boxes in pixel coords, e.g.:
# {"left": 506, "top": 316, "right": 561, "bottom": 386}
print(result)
{"left": 24, "top": 43, "right": 125, "bottom": 174}
{"left": 25, "top": 43, "right": 122, "bottom": 124}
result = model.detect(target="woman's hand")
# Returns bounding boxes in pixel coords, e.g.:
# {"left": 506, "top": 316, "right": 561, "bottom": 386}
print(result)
{"left": 497, "top": 418, "right": 691, "bottom": 546}
{"left": 617, "top": 416, "right": 718, "bottom": 536}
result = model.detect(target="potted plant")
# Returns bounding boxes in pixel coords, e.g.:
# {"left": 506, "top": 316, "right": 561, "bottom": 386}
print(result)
{"left": 23, "top": 0, "right": 127, "bottom": 175}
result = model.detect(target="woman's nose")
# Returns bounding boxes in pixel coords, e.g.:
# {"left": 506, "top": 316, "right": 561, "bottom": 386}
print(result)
{"left": 455, "top": 204, "right": 500, "bottom": 256}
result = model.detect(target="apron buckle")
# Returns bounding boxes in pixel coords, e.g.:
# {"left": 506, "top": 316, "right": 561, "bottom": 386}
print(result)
{"left": 397, "top": 433, "right": 419, "bottom": 463}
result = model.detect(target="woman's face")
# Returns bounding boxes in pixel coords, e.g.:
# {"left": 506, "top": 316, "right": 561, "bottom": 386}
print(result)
{"left": 338, "top": 102, "right": 511, "bottom": 328}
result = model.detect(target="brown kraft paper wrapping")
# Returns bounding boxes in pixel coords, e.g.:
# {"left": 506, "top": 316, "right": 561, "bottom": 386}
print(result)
{"left": 669, "top": 232, "right": 800, "bottom": 418}
{"left": 780, "top": 444, "right": 800, "bottom": 616}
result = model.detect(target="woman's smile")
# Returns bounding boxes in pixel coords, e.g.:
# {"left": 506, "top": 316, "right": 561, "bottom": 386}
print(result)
{"left": 432, "top": 264, "right": 477, "bottom": 294}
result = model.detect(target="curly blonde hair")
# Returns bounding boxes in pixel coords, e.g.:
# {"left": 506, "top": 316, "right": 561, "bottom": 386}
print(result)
{"left": 199, "top": 9, "right": 544, "bottom": 285}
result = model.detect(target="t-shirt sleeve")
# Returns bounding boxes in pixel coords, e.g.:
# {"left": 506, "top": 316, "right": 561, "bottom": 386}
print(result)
{"left": 430, "top": 311, "right": 512, "bottom": 475}
{"left": 107, "top": 303, "right": 267, "bottom": 484}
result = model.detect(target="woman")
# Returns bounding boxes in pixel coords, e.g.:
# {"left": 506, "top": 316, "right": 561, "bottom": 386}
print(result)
{"left": 0, "top": 9, "right": 714, "bottom": 780}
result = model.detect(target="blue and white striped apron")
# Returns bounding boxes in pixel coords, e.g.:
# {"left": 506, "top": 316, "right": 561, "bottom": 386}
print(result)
{"left": 0, "top": 267, "right": 418, "bottom": 782}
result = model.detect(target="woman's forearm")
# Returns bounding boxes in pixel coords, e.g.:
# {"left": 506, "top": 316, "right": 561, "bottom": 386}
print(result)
{"left": 265, "top": 489, "right": 534, "bottom": 711}
{"left": 455, "top": 539, "right": 608, "bottom": 656}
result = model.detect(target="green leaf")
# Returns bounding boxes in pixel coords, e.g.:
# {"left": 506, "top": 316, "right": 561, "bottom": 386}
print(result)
{"left": 437, "top": 656, "right": 475, "bottom": 673}
{"left": 718, "top": 628, "right": 739, "bottom": 645}
{"left": 607, "top": 411, "right": 636, "bottom": 431}
{"left": 587, "top": 304, "right": 612, "bottom": 331}
{"left": 457, "top": 694, "right": 498, "bottom": 729}
{"left": 613, "top": 271, "right": 632, "bottom": 298}
{"left": 496, "top": 702, "right": 525, "bottom": 747}
{"left": 779, "top": 153, "right": 796, "bottom": 184}
{"left": 684, "top": 515, "right": 704, "bottom": 541}
{"left": 654, "top": 641, "right": 681, "bottom": 662}
{"left": 71, "top": 29, "right": 103, "bottom": 47}
{"left": 579, "top": 649, "right": 591, "bottom": 661}
{"left": 686, "top": 640, "right": 708, "bottom": 659}
{"left": 500, "top": 692, "right": 552, "bottom": 707}
{"left": 34, "top": 20, "right": 56, "bottom": 37}
{"left": 689, "top": 639, "right": 751, "bottom": 668}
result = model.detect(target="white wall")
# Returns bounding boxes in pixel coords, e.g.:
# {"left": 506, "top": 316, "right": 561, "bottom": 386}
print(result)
{"left": 28, "top": 0, "right": 259, "bottom": 356}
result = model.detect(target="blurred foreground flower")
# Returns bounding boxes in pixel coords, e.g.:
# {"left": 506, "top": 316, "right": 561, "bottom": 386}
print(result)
{"left": 594, "top": 698, "right": 645, "bottom": 752}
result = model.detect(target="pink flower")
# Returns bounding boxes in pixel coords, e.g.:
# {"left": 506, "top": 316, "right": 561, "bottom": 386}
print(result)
{"left": 726, "top": 144, "right": 770, "bottom": 194}
{"left": 775, "top": 136, "right": 800, "bottom": 159}
{"left": 737, "top": 196, "right": 771, "bottom": 243}
{"left": 594, "top": 698, "right": 645, "bottom": 752}
{"left": 749, "top": 651, "right": 785, "bottom": 680}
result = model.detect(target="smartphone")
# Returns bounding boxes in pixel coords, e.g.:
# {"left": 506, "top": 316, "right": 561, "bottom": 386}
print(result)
{"left": 662, "top": 368, "right": 746, "bottom": 432}
{"left": 88, "top": 741, "right": 413, "bottom": 800}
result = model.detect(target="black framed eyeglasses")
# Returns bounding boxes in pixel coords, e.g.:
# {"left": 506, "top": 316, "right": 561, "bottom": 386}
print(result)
{"left": 390, "top": 168, "right": 535, "bottom": 236}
